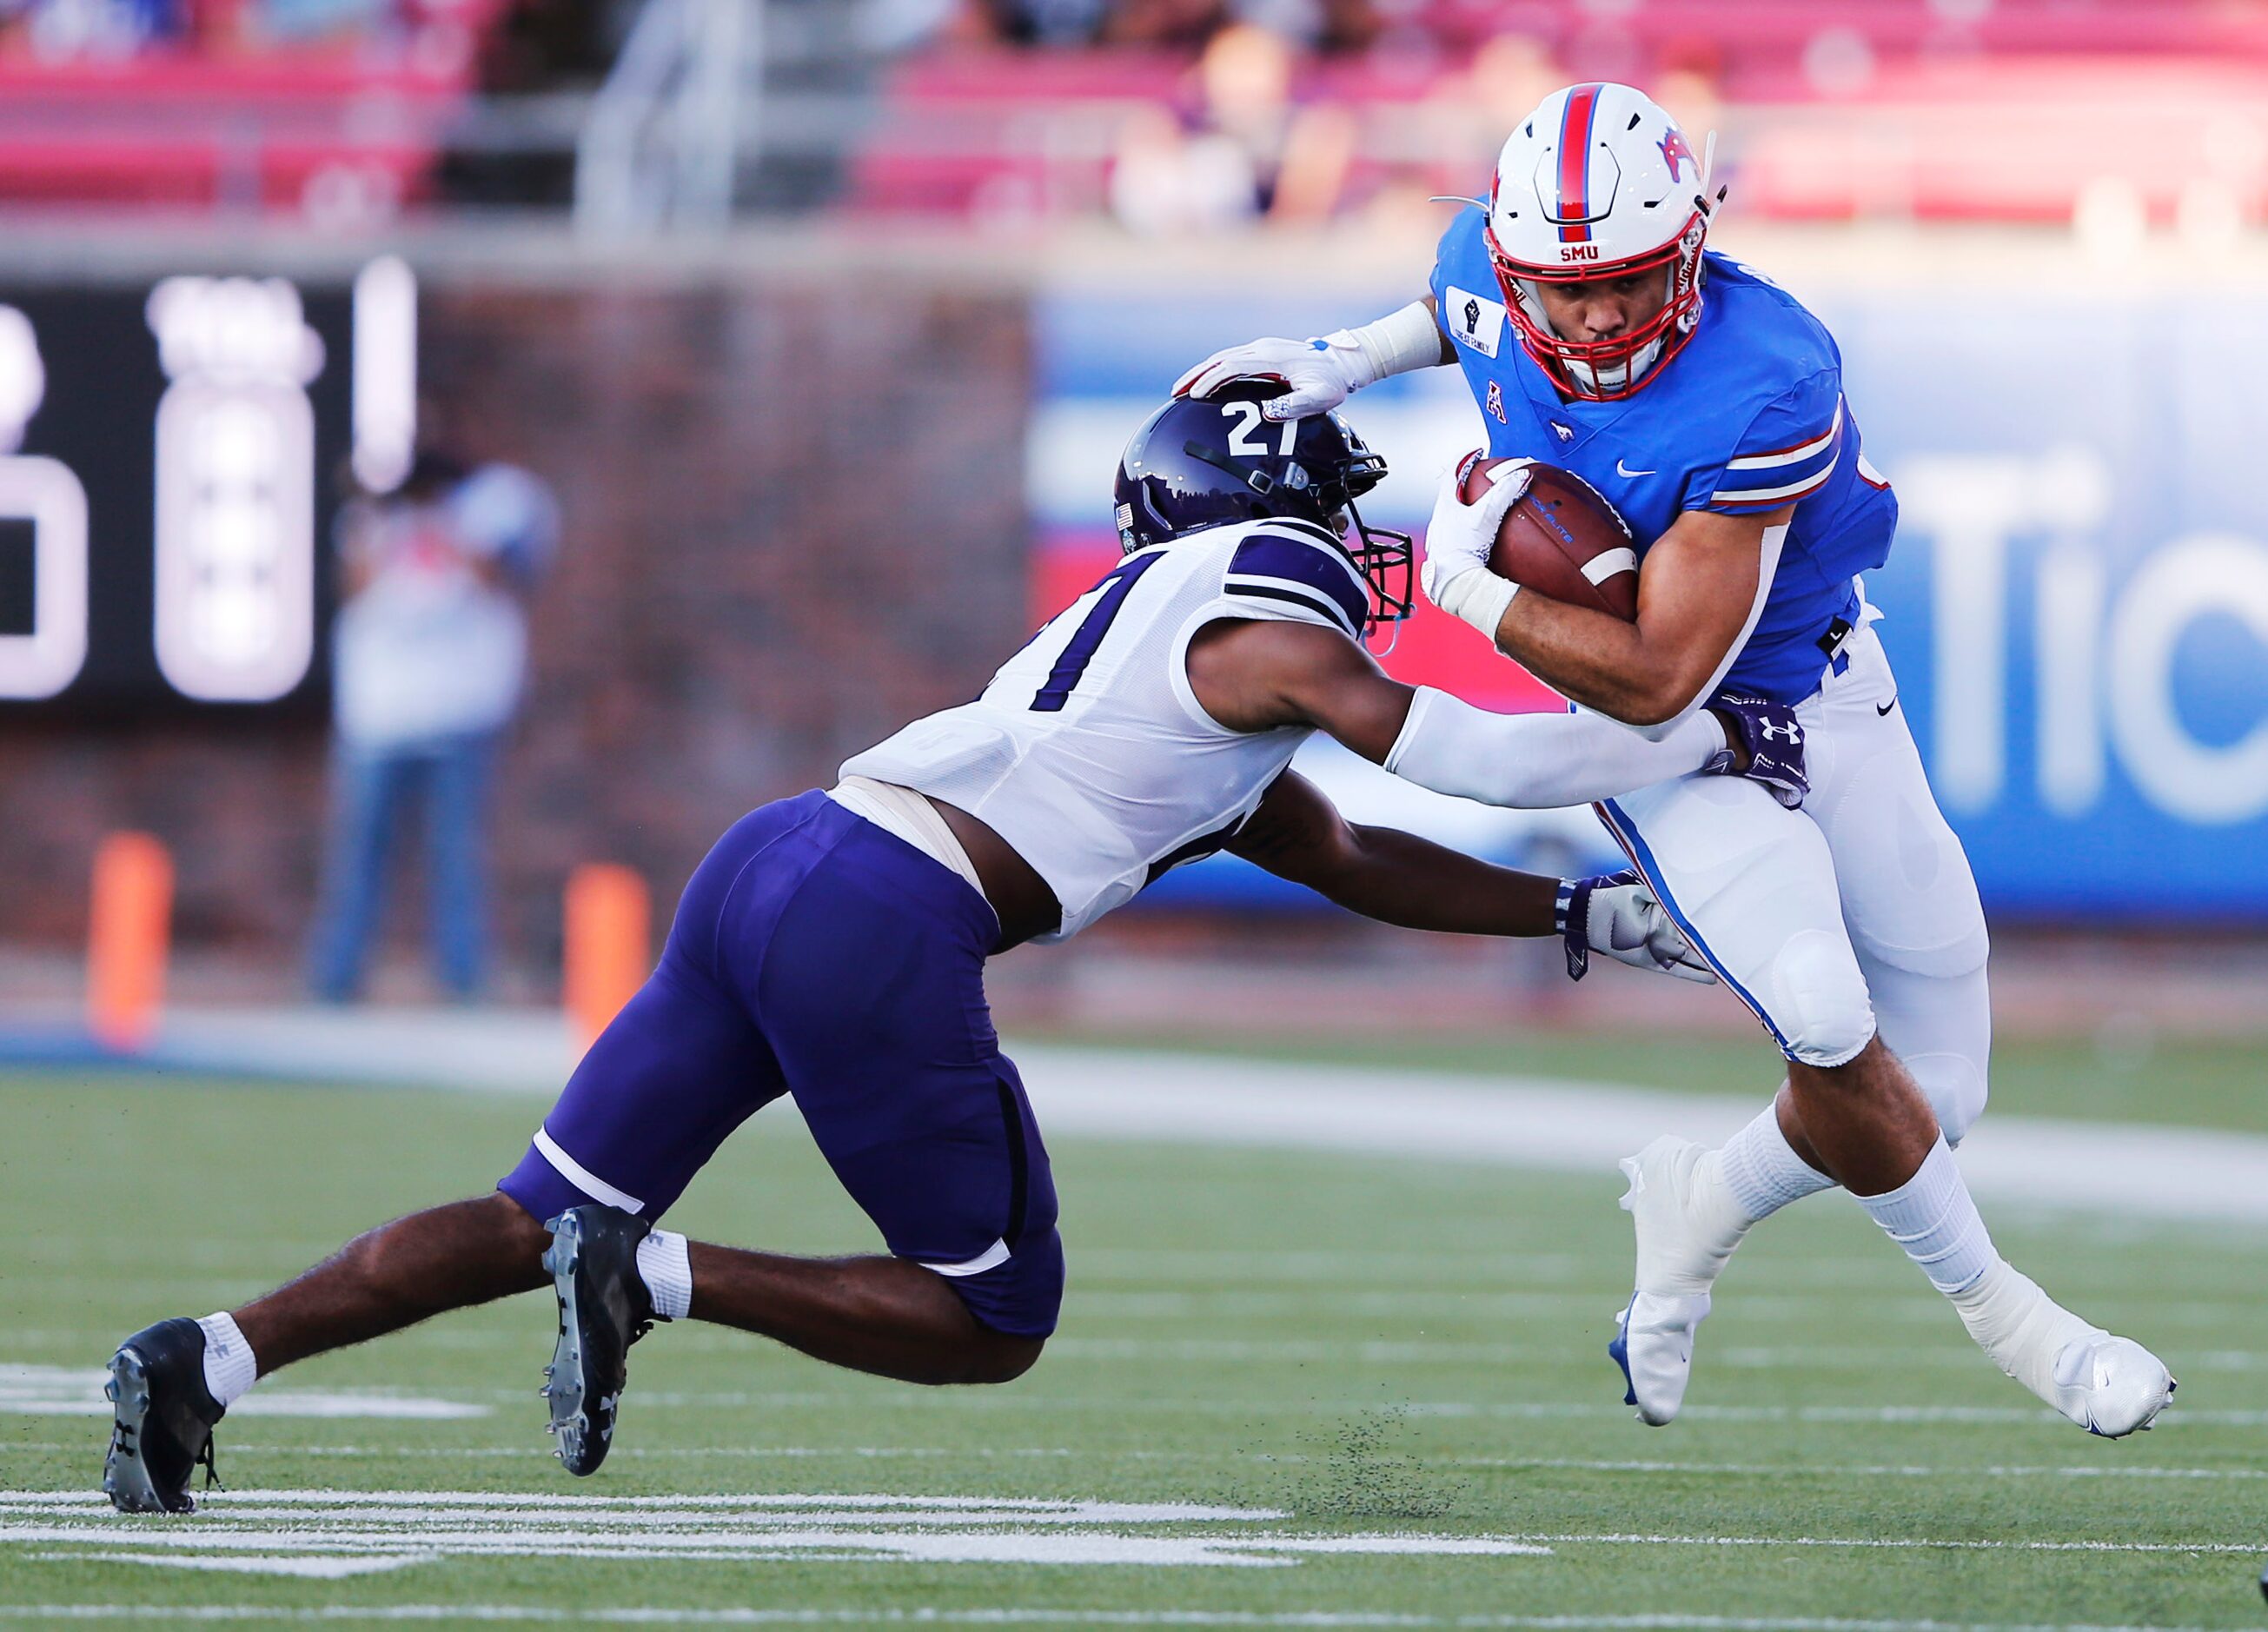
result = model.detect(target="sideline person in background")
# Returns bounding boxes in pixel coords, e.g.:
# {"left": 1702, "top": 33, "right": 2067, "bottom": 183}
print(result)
{"left": 1110, "top": 23, "right": 1352, "bottom": 235}
{"left": 306, "top": 446, "right": 558, "bottom": 1004}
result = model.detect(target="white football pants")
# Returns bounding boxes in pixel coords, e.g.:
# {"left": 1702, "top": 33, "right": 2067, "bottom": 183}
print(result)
{"left": 1595, "top": 621, "right": 1993, "bottom": 1143}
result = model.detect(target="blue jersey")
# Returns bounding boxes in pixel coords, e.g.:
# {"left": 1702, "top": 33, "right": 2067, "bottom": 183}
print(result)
{"left": 1429, "top": 208, "right": 1898, "bottom": 703}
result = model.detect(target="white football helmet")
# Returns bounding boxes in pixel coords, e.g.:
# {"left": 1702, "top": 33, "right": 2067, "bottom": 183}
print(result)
{"left": 1485, "top": 83, "right": 1722, "bottom": 401}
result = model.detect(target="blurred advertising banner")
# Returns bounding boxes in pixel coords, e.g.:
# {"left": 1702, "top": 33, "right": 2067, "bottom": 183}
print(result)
{"left": 1035, "top": 284, "right": 2268, "bottom": 922}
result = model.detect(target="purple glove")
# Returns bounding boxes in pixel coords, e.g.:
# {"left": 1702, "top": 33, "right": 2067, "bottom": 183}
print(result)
{"left": 1704, "top": 690, "right": 1808, "bottom": 809}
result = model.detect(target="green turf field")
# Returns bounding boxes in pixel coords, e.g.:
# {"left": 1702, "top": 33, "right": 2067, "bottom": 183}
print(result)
{"left": 3, "top": 1053, "right": 2265, "bottom": 1629}
{"left": 1034, "top": 1028, "right": 2268, "bottom": 1135}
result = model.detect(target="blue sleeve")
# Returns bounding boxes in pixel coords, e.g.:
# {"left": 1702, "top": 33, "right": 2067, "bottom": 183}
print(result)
{"left": 1681, "top": 369, "right": 1845, "bottom": 516}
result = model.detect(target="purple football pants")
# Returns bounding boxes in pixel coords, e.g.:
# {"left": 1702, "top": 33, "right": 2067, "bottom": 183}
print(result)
{"left": 500, "top": 790, "right": 1064, "bottom": 1337}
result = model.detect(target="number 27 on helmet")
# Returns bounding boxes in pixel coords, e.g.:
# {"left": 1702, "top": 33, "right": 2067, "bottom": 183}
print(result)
{"left": 1112, "top": 383, "right": 1414, "bottom": 642}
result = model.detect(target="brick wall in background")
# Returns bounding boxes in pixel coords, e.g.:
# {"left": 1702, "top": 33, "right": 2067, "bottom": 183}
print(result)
{"left": 0, "top": 273, "right": 1031, "bottom": 988}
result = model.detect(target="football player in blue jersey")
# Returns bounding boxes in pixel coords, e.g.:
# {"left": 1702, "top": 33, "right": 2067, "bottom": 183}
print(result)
{"left": 1179, "top": 82, "right": 2172, "bottom": 1437}
{"left": 101, "top": 386, "right": 1808, "bottom": 1515}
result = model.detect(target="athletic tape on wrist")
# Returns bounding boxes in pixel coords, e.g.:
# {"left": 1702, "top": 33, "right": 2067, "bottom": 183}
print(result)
{"left": 1436, "top": 568, "right": 1518, "bottom": 640}
{"left": 1330, "top": 302, "right": 1448, "bottom": 389}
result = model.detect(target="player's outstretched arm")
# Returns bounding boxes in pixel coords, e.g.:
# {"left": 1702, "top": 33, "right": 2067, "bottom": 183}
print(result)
{"left": 1173, "top": 298, "right": 1454, "bottom": 420}
{"left": 1226, "top": 770, "right": 1710, "bottom": 981}
{"left": 1228, "top": 766, "right": 1555, "bottom": 935}
{"left": 1183, "top": 617, "right": 1733, "bottom": 809}
{"left": 1478, "top": 504, "right": 1794, "bottom": 737}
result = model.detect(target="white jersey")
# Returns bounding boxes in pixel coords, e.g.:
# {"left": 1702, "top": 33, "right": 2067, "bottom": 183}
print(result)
{"left": 842, "top": 517, "right": 1374, "bottom": 939}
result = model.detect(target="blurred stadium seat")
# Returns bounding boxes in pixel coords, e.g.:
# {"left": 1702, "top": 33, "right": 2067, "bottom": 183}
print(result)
{"left": 847, "top": 0, "right": 2268, "bottom": 229}
{"left": 0, "top": 0, "right": 505, "bottom": 216}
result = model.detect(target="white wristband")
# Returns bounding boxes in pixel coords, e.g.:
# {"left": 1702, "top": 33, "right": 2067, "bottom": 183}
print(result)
{"left": 1433, "top": 567, "right": 1518, "bottom": 640}
{"left": 1325, "top": 302, "right": 1448, "bottom": 391}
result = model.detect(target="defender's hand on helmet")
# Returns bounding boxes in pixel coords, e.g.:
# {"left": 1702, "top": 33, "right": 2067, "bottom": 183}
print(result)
{"left": 1702, "top": 690, "right": 1809, "bottom": 809}
{"left": 1175, "top": 336, "right": 1363, "bottom": 421}
{"left": 1420, "top": 456, "right": 1531, "bottom": 637}
{"left": 1557, "top": 870, "right": 1714, "bottom": 984}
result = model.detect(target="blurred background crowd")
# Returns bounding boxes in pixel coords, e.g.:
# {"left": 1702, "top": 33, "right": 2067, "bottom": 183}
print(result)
{"left": 0, "top": 0, "right": 2265, "bottom": 1050}
{"left": 0, "top": 0, "right": 2256, "bottom": 235}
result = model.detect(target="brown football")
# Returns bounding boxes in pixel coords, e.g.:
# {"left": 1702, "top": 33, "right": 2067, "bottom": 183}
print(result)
{"left": 1458, "top": 454, "right": 1641, "bottom": 621}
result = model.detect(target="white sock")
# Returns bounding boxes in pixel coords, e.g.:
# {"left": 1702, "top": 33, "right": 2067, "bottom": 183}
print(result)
{"left": 1718, "top": 1103, "right": 1836, "bottom": 1224}
{"left": 1854, "top": 1138, "right": 1998, "bottom": 1296}
{"left": 1948, "top": 1258, "right": 2096, "bottom": 1402}
{"left": 1856, "top": 1142, "right": 2105, "bottom": 1410}
{"left": 637, "top": 1230, "right": 693, "bottom": 1321}
{"left": 196, "top": 1311, "right": 257, "bottom": 1409}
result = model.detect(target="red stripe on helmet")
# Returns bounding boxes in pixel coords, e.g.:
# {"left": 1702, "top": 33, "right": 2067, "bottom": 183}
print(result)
{"left": 1556, "top": 83, "right": 1603, "bottom": 244}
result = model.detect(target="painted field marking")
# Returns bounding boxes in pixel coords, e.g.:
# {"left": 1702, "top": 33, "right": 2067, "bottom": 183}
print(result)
{"left": 0, "top": 1609, "right": 2242, "bottom": 1629}
{"left": 3, "top": 1488, "right": 2254, "bottom": 1580}
{"left": 1499, "top": 1532, "right": 2258, "bottom": 1556}
{"left": 1015, "top": 1338, "right": 2268, "bottom": 1372}
{"left": 0, "top": 1365, "right": 487, "bottom": 1421}
{"left": 1449, "top": 1456, "right": 2268, "bottom": 1483}
{"left": 17, "top": 1440, "right": 2264, "bottom": 1485}
{"left": 548, "top": 1388, "right": 2268, "bottom": 1429}
{"left": 12, "top": 1443, "right": 2263, "bottom": 1484}
{"left": 0, "top": 1489, "right": 1551, "bottom": 1576}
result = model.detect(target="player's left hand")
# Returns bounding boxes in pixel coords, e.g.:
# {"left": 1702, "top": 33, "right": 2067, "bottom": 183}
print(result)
{"left": 1174, "top": 336, "right": 1361, "bottom": 419}
{"left": 1557, "top": 870, "right": 1714, "bottom": 984}
{"left": 1703, "top": 690, "right": 1808, "bottom": 809}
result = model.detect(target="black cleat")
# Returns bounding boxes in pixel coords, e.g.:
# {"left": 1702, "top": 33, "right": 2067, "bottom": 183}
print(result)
{"left": 540, "top": 1204, "right": 655, "bottom": 1477}
{"left": 103, "top": 1318, "right": 224, "bottom": 1514}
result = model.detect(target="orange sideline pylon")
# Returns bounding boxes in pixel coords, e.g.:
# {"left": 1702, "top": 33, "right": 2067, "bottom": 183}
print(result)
{"left": 565, "top": 863, "right": 650, "bottom": 1050}
{"left": 88, "top": 831, "right": 173, "bottom": 1053}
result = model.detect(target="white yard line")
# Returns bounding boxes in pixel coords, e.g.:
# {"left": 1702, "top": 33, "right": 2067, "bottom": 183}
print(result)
{"left": 0, "top": 1610, "right": 2241, "bottom": 1630}
{"left": 12, "top": 1443, "right": 2263, "bottom": 1483}
{"left": 2, "top": 1490, "right": 2253, "bottom": 1564}
{"left": 1447, "top": 1457, "right": 2268, "bottom": 1482}
{"left": 0, "top": 1364, "right": 487, "bottom": 1420}
{"left": 457, "top": 1387, "right": 2265, "bottom": 1429}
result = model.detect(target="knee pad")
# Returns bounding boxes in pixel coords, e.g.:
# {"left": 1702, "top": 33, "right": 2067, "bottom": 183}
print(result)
{"left": 1769, "top": 927, "right": 1877, "bottom": 1068}
{"left": 1900, "top": 1049, "right": 1987, "bottom": 1146}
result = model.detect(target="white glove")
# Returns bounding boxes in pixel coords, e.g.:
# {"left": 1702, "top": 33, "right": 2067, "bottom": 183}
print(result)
{"left": 1174, "top": 335, "right": 1365, "bottom": 421}
{"left": 1421, "top": 455, "right": 1532, "bottom": 636}
{"left": 1558, "top": 871, "right": 1716, "bottom": 984}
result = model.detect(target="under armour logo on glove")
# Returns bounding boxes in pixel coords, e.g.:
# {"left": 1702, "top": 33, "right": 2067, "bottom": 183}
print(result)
{"left": 1703, "top": 691, "right": 1808, "bottom": 809}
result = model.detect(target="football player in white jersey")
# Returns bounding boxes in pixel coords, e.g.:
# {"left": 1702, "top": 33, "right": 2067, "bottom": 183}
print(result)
{"left": 102, "top": 386, "right": 1807, "bottom": 1512}
{"left": 1177, "top": 83, "right": 2174, "bottom": 1438}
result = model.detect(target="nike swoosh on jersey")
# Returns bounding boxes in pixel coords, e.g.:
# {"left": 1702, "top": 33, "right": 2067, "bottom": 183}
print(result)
{"left": 1615, "top": 459, "right": 1656, "bottom": 477}
{"left": 1877, "top": 696, "right": 1898, "bottom": 716}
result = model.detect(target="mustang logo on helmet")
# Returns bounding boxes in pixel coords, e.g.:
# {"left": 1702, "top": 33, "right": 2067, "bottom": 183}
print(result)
{"left": 1658, "top": 128, "right": 1697, "bottom": 183}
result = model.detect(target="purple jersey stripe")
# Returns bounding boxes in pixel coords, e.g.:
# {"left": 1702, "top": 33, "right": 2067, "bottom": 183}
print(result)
{"left": 1226, "top": 533, "right": 1369, "bottom": 634}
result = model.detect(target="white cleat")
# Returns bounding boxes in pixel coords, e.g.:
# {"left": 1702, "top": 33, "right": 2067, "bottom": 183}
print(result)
{"left": 1953, "top": 1261, "right": 2176, "bottom": 1439}
{"left": 1610, "top": 1290, "right": 1712, "bottom": 1426}
{"left": 2051, "top": 1333, "right": 2177, "bottom": 1439}
{"left": 1610, "top": 1136, "right": 1751, "bottom": 1426}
